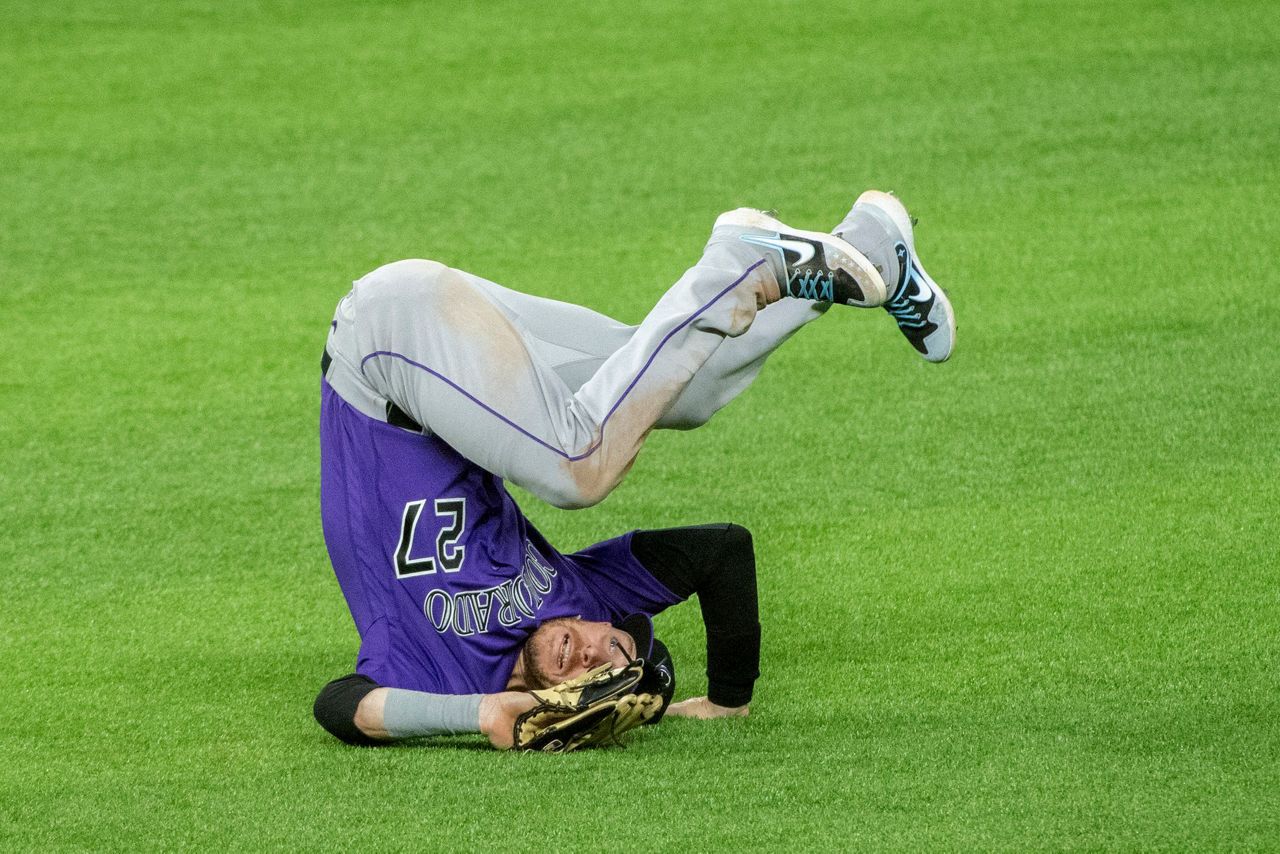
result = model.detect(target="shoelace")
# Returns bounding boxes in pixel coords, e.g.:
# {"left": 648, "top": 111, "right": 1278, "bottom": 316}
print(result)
{"left": 886, "top": 290, "right": 927, "bottom": 328}
{"left": 787, "top": 270, "right": 835, "bottom": 302}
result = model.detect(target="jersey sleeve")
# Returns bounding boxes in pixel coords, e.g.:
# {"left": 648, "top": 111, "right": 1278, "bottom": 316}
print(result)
{"left": 629, "top": 524, "right": 760, "bottom": 708}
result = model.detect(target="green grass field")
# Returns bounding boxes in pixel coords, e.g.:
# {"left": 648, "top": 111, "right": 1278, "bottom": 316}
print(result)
{"left": 3, "top": 0, "right": 1278, "bottom": 848}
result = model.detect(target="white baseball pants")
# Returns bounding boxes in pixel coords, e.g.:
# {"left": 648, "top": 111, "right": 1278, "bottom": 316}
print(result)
{"left": 323, "top": 229, "right": 826, "bottom": 508}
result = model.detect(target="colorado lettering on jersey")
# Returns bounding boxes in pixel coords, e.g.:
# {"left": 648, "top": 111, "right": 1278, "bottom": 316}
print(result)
{"left": 422, "top": 542, "right": 558, "bottom": 637}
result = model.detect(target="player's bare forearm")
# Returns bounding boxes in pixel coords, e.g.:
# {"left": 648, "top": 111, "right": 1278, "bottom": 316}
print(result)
{"left": 665, "top": 696, "right": 749, "bottom": 719}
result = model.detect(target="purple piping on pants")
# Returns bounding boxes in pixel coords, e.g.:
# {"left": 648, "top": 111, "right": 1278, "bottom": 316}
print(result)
{"left": 359, "top": 258, "right": 768, "bottom": 462}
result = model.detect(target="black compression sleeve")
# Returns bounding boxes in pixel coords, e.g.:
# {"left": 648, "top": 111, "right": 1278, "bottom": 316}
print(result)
{"left": 631, "top": 524, "right": 760, "bottom": 708}
{"left": 313, "top": 673, "right": 383, "bottom": 747}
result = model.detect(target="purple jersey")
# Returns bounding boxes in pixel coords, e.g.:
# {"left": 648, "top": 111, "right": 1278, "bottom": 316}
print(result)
{"left": 320, "top": 380, "right": 682, "bottom": 694}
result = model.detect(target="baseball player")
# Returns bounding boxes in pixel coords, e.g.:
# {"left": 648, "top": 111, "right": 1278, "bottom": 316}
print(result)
{"left": 312, "top": 191, "right": 954, "bottom": 749}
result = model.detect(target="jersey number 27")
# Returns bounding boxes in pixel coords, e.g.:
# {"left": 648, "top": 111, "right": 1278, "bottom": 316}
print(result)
{"left": 394, "top": 497, "right": 466, "bottom": 577}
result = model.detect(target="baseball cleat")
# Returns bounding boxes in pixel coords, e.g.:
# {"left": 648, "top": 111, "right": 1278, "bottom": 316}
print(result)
{"left": 714, "top": 208, "right": 888, "bottom": 308}
{"left": 836, "top": 191, "right": 955, "bottom": 362}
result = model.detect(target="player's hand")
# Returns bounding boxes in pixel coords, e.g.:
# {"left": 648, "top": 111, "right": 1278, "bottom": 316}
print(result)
{"left": 478, "top": 692, "right": 539, "bottom": 749}
{"left": 664, "top": 696, "right": 749, "bottom": 720}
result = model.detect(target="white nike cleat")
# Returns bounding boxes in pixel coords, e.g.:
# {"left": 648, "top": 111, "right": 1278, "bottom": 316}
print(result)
{"left": 715, "top": 208, "right": 888, "bottom": 308}
{"left": 836, "top": 191, "right": 955, "bottom": 362}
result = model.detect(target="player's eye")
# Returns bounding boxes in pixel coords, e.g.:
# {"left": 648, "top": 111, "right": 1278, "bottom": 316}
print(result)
{"left": 558, "top": 635, "right": 568, "bottom": 670}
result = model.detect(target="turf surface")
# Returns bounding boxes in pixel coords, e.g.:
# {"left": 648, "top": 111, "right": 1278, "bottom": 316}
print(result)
{"left": 2, "top": 0, "right": 1278, "bottom": 848}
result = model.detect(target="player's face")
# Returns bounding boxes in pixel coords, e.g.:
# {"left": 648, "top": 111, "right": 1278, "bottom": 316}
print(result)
{"left": 524, "top": 618, "right": 636, "bottom": 687}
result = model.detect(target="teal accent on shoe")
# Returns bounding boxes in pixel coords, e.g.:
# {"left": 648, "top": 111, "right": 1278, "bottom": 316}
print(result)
{"left": 786, "top": 270, "right": 835, "bottom": 302}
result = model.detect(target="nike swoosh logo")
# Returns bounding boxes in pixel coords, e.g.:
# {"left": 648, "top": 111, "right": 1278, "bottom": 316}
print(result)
{"left": 739, "top": 233, "right": 816, "bottom": 265}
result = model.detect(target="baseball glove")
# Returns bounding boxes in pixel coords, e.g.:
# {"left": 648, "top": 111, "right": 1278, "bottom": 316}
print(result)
{"left": 512, "top": 659, "right": 668, "bottom": 753}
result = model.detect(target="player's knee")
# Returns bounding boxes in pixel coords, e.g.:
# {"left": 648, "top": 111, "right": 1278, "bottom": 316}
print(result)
{"left": 538, "top": 463, "right": 621, "bottom": 510}
{"left": 543, "top": 479, "right": 611, "bottom": 510}
{"left": 540, "top": 490, "right": 599, "bottom": 510}
{"left": 546, "top": 492, "right": 598, "bottom": 510}
{"left": 658, "top": 388, "right": 732, "bottom": 431}
{"left": 361, "top": 258, "right": 447, "bottom": 289}
{"left": 357, "top": 259, "right": 458, "bottom": 312}
{"left": 658, "top": 409, "right": 712, "bottom": 431}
